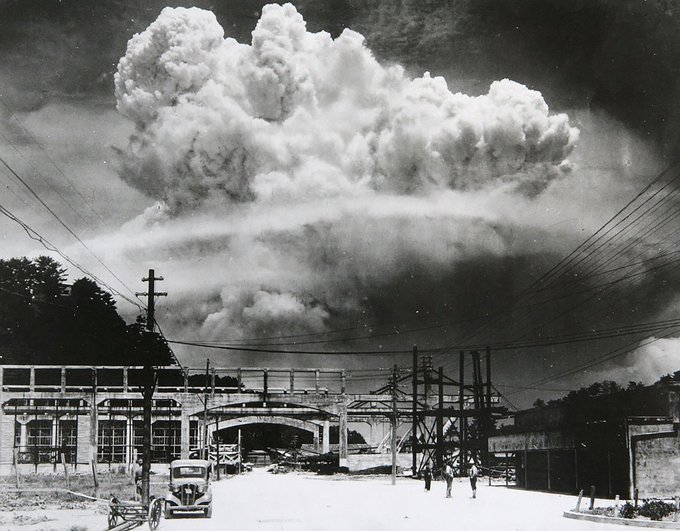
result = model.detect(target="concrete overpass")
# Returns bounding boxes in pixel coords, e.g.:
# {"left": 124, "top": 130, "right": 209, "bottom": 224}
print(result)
{"left": 0, "top": 364, "right": 483, "bottom": 475}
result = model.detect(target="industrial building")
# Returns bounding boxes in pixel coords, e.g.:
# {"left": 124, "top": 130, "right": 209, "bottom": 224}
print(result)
{"left": 488, "top": 383, "right": 680, "bottom": 499}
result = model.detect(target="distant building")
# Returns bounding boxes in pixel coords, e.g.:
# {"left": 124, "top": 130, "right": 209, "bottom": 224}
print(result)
{"left": 488, "top": 384, "right": 680, "bottom": 499}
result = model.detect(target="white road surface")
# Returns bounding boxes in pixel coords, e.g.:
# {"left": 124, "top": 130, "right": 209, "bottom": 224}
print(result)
{"left": 3, "top": 470, "right": 638, "bottom": 530}
{"left": 157, "top": 469, "right": 631, "bottom": 531}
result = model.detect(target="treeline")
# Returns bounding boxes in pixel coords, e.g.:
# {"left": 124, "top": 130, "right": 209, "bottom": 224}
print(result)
{"left": 532, "top": 379, "right": 645, "bottom": 409}
{"left": 531, "top": 373, "right": 680, "bottom": 410}
{"left": 0, "top": 256, "right": 173, "bottom": 366}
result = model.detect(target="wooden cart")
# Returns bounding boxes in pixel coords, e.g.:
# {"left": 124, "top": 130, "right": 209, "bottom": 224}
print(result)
{"left": 107, "top": 496, "right": 163, "bottom": 530}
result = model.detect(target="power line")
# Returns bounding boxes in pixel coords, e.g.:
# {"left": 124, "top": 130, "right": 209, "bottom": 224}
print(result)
{"left": 0, "top": 202, "right": 144, "bottom": 310}
{"left": 0, "top": 95, "right": 106, "bottom": 226}
{"left": 505, "top": 324, "right": 680, "bottom": 398}
{"left": 0, "top": 130, "right": 93, "bottom": 227}
{"left": 434, "top": 160, "right": 680, "bottom": 356}
{"left": 0, "top": 154, "right": 142, "bottom": 306}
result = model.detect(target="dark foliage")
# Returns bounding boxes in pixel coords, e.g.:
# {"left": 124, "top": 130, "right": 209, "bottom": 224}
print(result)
{"left": 655, "top": 370, "right": 680, "bottom": 385}
{"left": 0, "top": 256, "right": 173, "bottom": 366}
{"left": 619, "top": 502, "right": 637, "bottom": 519}
{"left": 532, "top": 380, "right": 645, "bottom": 410}
{"left": 329, "top": 425, "right": 366, "bottom": 444}
{"left": 621, "top": 500, "right": 676, "bottom": 521}
{"left": 637, "top": 500, "right": 676, "bottom": 521}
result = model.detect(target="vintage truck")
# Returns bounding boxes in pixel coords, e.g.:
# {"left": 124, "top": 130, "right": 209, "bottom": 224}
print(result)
{"left": 164, "top": 459, "right": 213, "bottom": 518}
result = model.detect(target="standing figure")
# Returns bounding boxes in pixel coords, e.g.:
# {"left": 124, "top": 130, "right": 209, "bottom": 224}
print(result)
{"left": 444, "top": 461, "right": 454, "bottom": 498}
{"left": 469, "top": 463, "right": 478, "bottom": 499}
{"left": 423, "top": 465, "right": 432, "bottom": 491}
{"left": 134, "top": 457, "right": 143, "bottom": 501}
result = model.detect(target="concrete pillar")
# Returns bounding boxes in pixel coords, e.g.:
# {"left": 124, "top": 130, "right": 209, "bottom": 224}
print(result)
{"left": 51, "top": 417, "right": 59, "bottom": 448}
{"left": 18, "top": 418, "right": 29, "bottom": 452}
{"left": 180, "top": 403, "right": 191, "bottom": 459}
{"left": 76, "top": 412, "right": 92, "bottom": 465}
{"left": 89, "top": 398, "right": 98, "bottom": 466}
{"left": 368, "top": 419, "right": 381, "bottom": 447}
{"left": 314, "top": 426, "right": 320, "bottom": 453}
{"left": 669, "top": 390, "right": 680, "bottom": 423}
{"left": 339, "top": 404, "right": 348, "bottom": 468}
{"left": 0, "top": 411, "right": 13, "bottom": 473}
{"left": 206, "top": 423, "right": 216, "bottom": 445}
{"left": 125, "top": 416, "right": 133, "bottom": 464}
{"left": 0, "top": 366, "right": 4, "bottom": 468}
{"left": 323, "top": 420, "right": 330, "bottom": 454}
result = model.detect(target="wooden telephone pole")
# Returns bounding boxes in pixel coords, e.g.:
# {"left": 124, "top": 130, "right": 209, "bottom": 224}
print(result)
{"left": 136, "top": 269, "right": 166, "bottom": 506}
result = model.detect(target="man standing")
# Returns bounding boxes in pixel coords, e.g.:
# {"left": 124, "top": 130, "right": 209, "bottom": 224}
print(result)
{"left": 423, "top": 465, "right": 432, "bottom": 491}
{"left": 469, "top": 463, "right": 478, "bottom": 499}
{"left": 444, "top": 461, "right": 454, "bottom": 498}
{"left": 134, "top": 457, "right": 143, "bottom": 501}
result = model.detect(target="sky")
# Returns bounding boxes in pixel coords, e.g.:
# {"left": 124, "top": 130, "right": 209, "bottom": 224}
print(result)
{"left": 1, "top": 0, "right": 680, "bottom": 408}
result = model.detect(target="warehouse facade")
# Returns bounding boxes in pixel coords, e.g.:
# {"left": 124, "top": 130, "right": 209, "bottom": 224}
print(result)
{"left": 0, "top": 365, "right": 349, "bottom": 475}
{"left": 489, "top": 384, "right": 680, "bottom": 499}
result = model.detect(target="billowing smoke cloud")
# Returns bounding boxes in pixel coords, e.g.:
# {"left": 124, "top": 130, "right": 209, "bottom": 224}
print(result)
{"left": 114, "top": 4, "right": 577, "bottom": 210}
{"left": 584, "top": 337, "right": 680, "bottom": 387}
{"left": 110, "top": 3, "right": 579, "bottom": 345}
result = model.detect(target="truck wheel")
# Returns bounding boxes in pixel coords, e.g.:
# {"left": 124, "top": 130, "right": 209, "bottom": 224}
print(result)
{"left": 205, "top": 506, "right": 213, "bottom": 518}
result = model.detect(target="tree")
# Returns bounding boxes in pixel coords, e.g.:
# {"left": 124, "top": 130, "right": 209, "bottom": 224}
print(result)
{"left": 329, "top": 426, "right": 367, "bottom": 444}
{"left": 0, "top": 256, "right": 68, "bottom": 362}
{"left": 0, "top": 255, "right": 174, "bottom": 366}
{"left": 655, "top": 371, "right": 680, "bottom": 385}
{"left": 532, "top": 398, "right": 546, "bottom": 408}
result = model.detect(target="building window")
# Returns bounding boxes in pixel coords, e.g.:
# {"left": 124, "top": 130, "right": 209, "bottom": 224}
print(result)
{"left": 190, "top": 420, "right": 199, "bottom": 451}
{"left": 132, "top": 420, "right": 144, "bottom": 462}
{"left": 14, "top": 421, "right": 20, "bottom": 449}
{"left": 152, "top": 420, "right": 181, "bottom": 463}
{"left": 59, "top": 420, "right": 78, "bottom": 463}
{"left": 26, "top": 420, "right": 54, "bottom": 464}
{"left": 98, "top": 420, "right": 127, "bottom": 463}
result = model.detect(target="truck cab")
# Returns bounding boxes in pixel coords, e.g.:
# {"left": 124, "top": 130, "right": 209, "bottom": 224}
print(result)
{"left": 165, "top": 459, "right": 213, "bottom": 518}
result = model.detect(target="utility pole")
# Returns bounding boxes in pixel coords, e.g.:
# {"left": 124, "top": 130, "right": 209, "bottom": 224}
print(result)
{"left": 203, "top": 359, "right": 210, "bottom": 460}
{"left": 391, "top": 364, "right": 398, "bottom": 486}
{"left": 136, "top": 269, "right": 166, "bottom": 506}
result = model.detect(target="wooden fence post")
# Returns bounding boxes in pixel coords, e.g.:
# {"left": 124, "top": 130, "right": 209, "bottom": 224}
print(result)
{"left": 589, "top": 485, "right": 596, "bottom": 510}
{"left": 13, "top": 448, "right": 20, "bottom": 488}
{"left": 575, "top": 489, "right": 584, "bottom": 512}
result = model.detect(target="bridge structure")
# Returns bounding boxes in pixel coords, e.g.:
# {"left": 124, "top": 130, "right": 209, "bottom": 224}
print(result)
{"left": 0, "top": 358, "right": 506, "bottom": 475}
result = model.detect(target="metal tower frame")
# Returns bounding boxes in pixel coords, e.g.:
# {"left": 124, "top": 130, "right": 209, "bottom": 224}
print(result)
{"left": 410, "top": 346, "right": 507, "bottom": 477}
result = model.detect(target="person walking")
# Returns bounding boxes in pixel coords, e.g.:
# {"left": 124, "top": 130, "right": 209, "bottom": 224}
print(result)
{"left": 469, "top": 463, "right": 479, "bottom": 499}
{"left": 423, "top": 465, "right": 432, "bottom": 491}
{"left": 444, "top": 461, "right": 454, "bottom": 498}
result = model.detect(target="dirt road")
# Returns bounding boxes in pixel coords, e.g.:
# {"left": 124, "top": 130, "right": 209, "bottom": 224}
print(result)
{"left": 4, "top": 470, "right": 636, "bottom": 530}
{"left": 157, "top": 469, "right": 629, "bottom": 531}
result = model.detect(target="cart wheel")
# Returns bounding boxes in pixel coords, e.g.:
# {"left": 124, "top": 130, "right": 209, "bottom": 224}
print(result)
{"left": 148, "top": 498, "right": 162, "bottom": 530}
{"left": 107, "top": 511, "right": 118, "bottom": 529}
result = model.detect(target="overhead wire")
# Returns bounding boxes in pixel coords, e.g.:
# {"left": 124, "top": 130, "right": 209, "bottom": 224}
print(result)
{"left": 0, "top": 95, "right": 106, "bottom": 226}
{"left": 0, "top": 202, "right": 144, "bottom": 310}
{"left": 0, "top": 154, "right": 143, "bottom": 307}
{"left": 0, "top": 129, "right": 93, "bottom": 227}
{"left": 431, "top": 159, "right": 680, "bottom": 356}
{"left": 504, "top": 323, "right": 680, "bottom": 398}
{"left": 431, "top": 162, "right": 680, "bottom": 371}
